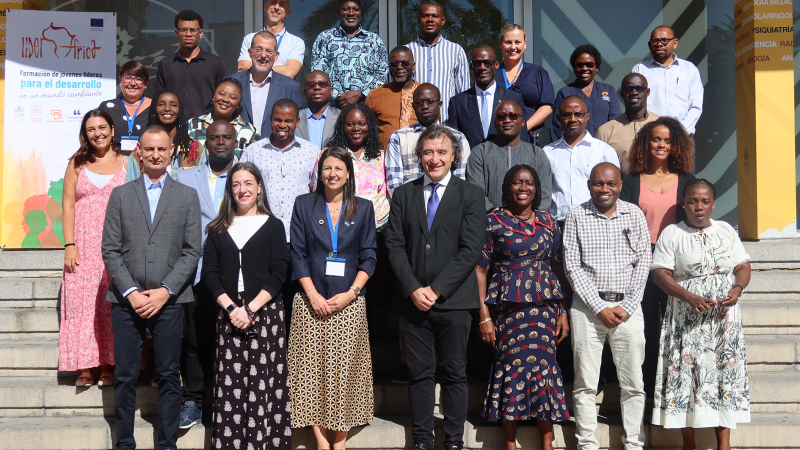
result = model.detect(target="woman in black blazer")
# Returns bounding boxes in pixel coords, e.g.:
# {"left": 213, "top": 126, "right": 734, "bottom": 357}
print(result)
{"left": 618, "top": 116, "right": 695, "bottom": 401}
{"left": 201, "top": 162, "right": 290, "bottom": 450}
{"left": 288, "top": 147, "right": 378, "bottom": 450}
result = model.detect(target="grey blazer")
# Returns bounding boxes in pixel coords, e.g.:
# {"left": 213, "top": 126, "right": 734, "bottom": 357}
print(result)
{"left": 297, "top": 106, "right": 340, "bottom": 148}
{"left": 102, "top": 174, "right": 202, "bottom": 305}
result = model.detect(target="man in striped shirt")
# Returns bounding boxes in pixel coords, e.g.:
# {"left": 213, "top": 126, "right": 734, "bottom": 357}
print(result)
{"left": 406, "top": 0, "right": 470, "bottom": 123}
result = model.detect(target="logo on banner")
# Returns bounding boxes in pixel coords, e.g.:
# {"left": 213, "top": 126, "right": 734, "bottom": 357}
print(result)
{"left": 30, "top": 105, "right": 43, "bottom": 122}
{"left": 90, "top": 18, "right": 103, "bottom": 30}
{"left": 69, "top": 110, "right": 82, "bottom": 121}
{"left": 21, "top": 23, "right": 101, "bottom": 59}
{"left": 13, "top": 106, "right": 24, "bottom": 121}
{"left": 50, "top": 110, "right": 63, "bottom": 120}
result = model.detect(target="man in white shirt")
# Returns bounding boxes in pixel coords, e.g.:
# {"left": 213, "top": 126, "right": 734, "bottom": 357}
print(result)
{"left": 543, "top": 95, "right": 620, "bottom": 225}
{"left": 632, "top": 26, "right": 703, "bottom": 136}
{"left": 237, "top": 0, "right": 304, "bottom": 78}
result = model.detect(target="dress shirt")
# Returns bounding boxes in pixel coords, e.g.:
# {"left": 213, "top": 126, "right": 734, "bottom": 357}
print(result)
{"left": 632, "top": 55, "right": 703, "bottom": 135}
{"left": 311, "top": 26, "right": 388, "bottom": 100}
{"left": 475, "top": 81, "right": 497, "bottom": 129}
{"left": 385, "top": 122, "right": 470, "bottom": 193}
{"left": 306, "top": 107, "right": 328, "bottom": 150}
{"left": 122, "top": 174, "right": 168, "bottom": 298}
{"left": 423, "top": 170, "right": 452, "bottom": 213}
{"left": 206, "top": 168, "right": 227, "bottom": 212}
{"left": 552, "top": 81, "right": 621, "bottom": 138}
{"left": 154, "top": 48, "right": 227, "bottom": 119}
{"left": 543, "top": 132, "right": 620, "bottom": 221}
{"left": 238, "top": 27, "right": 305, "bottom": 67}
{"left": 596, "top": 112, "right": 660, "bottom": 177}
{"left": 239, "top": 136, "right": 319, "bottom": 240}
{"left": 407, "top": 35, "right": 470, "bottom": 122}
{"left": 562, "top": 200, "right": 652, "bottom": 315}
{"left": 250, "top": 71, "right": 273, "bottom": 132}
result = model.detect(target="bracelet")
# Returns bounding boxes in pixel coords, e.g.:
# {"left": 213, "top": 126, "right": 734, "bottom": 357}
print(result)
{"left": 732, "top": 284, "right": 745, "bottom": 293}
{"left": 306, "top": 288, "right": 317, "bottom": 294}
{"left": 479, "top": 318, "right": 492, "bottom": 325}
{"left": 64, "top": 243, "right": 75, "bottom": 248}
{"left": 243, "top": 304, "right": 256, "bottom": 320}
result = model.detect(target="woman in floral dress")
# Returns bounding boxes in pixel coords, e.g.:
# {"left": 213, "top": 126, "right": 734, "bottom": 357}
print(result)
{"left": 651, "top": 178, "right": 752, "bottom": 450}
{"left": 475, "top": 165, "right": 570, "bottom": 450}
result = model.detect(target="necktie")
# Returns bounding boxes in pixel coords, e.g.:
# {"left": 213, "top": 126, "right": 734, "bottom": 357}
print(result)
{"left": 426, "top": 183, "right": 440, "bottom": 231}
{"left": 481, "top": 92, "right": 490, "bottom": 138}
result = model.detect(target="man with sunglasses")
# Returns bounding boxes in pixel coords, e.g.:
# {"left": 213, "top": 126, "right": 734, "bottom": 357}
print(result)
{"left": 155, "top": 10, "right": 226, "bottom": 118}
{"left": 632, "top": 26, "right": 703, "bottom": 137}
{"left": 597, "top": 73, "right": 660, "bottom": 177}
{"left": 229, "top": 30, "right": 303, "bottom": 139}
{"left": 366, "top": 46, "right": 421, "bottom": 150}
{"left": 447, "top": 45, "right": 530, "bottom": 150}
{"left": 297, "top": 71, "right": 341, "bottom": 151}
{"left": 467, "top": 99, "right": 552, "bottom": 212}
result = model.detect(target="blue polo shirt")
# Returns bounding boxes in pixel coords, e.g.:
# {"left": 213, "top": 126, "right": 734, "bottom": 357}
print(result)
{"left": 552, "top": 80, "right": 621, "bottom": 138}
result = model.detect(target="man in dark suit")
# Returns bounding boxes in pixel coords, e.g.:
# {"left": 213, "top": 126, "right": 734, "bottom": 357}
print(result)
{"left": 102, "top": 125, "right": 202, "bottom": 450}
{"left": 446, "top": 44, "right": 530, "bottom": 149}
{"left": 228, "top": 30, "right": 303, "bottom": 139}
{"left": 296, "top": 70, "right": 340, "bottom": 150}
{"left": 386, "top": 124, "right": 485, "bottom": 450}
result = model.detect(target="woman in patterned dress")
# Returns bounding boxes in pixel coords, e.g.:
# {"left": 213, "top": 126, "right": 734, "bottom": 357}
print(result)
{"left": 475, "top": 165, "right": 570, "bottom": 450}
{"left": 202, "top": 162, "right": 290, "bottom": 450}
{"left": 187, "top": 77, "right": 260, "bottom": 160}
{"left": 289, "top": 147, "right": 377, "bottom": 450}
{"left": 126, "top": 88, "right": 205, "bottom": 181}
{"left": 651, "top": 179, "right": 752, "bottom": 450}
{"left": 60, "top": 109, "right": 128, "bottom": 386}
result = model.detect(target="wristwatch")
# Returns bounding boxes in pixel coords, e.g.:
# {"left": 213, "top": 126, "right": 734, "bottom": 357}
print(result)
{"left": 226, "top": 303, "right": 236, "bottom": 315}
{"left": 350, "top": 285, "right": 361, "bottom": 296}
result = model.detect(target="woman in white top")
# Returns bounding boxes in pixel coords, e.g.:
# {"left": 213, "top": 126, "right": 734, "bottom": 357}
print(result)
{"left": 650, "top": 179, "right": 752, "bottom": 450}
{"left": 201, "top": 162, "right": 291, "bottom": 450}
{"left": 60, "top": 109, "right": 128, "bottom": 386}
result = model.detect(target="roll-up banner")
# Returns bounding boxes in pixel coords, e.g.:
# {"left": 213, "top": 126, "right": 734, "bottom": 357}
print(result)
{"left": 1, "top": 9, "right": 115, "bottom": 248}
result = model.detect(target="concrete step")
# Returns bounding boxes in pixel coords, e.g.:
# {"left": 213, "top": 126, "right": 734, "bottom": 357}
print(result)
{"left": 0, "top": 411, "right": 798, "bottom": 449}
{"left": 745, "top": 335, "right": 800, "bottom": 370}
{"left": 746, "top": 269, "right": 800, "bottom": 295}
{"left": 739, "top": 300, "right": 800, "bottom": 334}
{"left": 0, "top": 309, "right": 58, "bottom": 339}
{"left": 0, "top": 278, "right": 60, "bottom": 308}
{"left": 743, "top": 238, "right": 800, "bottom": 269}
{"left": 0, "top": 341, "right": 59, "bottom": 376}
{"left": 0, "top": 250, "right": 64, "bottom": 272}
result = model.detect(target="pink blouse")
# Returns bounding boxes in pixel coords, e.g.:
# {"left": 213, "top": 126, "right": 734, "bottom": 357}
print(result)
{"left": 639, "top": 180, "right": 678, "bottom": 244}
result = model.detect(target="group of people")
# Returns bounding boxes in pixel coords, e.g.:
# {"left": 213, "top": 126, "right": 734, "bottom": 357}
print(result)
{"left": 55, "top": 1, "right": 749, "bottom": 450}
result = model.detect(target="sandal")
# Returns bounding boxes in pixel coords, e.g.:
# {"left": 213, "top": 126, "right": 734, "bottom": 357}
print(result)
{"left": 97, "top": 370, "right": 115, "bottom": 387}
{"left": 75, "top": 369, "right": 96, "bottom": 387}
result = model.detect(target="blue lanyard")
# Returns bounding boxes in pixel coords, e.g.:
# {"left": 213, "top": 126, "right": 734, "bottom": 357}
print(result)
{"left": 263, "top": 27, "right": 285, "bottom": 54}
{"left": 501, "top": 61, "right": 523, "bottom": 89}
{"left": 325, "top": 204, "right": 338, "bottom": 256}
{"left": 119, "top": 98, "right": 142, "bottom": 136}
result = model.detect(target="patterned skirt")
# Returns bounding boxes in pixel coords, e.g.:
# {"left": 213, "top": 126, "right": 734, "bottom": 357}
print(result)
{"left": 288, "top": 292, "right": 373, "bottom": 431}
{"left": 481, "top": 302, "right": 570, "bottom": 422}
{"left": 652, "top": 274, "right": 750, "bottom": 429}
{"left": 211, "top": 294, "right": 291, "bottom": 450}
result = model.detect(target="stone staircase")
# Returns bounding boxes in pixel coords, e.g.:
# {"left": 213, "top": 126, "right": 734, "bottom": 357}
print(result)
{"left": 0, "top": 240, "right": 799, "bottom": 450}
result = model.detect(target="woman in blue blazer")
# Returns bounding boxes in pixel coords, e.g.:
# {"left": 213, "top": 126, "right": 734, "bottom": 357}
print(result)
{"left": 288, "top": 146, "right": 378, "bottom": 450}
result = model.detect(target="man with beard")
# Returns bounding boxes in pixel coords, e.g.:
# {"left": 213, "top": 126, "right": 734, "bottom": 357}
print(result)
{"left": 543, "top": 96, "right": 619, "bottom": 228}
{"left": 467, "top": 99, "right": 552, "bottom": 212}
{"left": 596, "top": 73, "right": 660, "bottom": 176}
{"left": 229, "top": 30, "right": 303, "bottom": 139}
{"left": 236, "top": 0, "right": 304, "bottom": 78}
{"left": 365, "top": 46, "right": 420, "bottom": 151}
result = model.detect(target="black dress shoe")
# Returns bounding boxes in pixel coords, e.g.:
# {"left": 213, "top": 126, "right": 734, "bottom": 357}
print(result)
{"left": 413, "top": 444, "right": 431, "bottom": 450}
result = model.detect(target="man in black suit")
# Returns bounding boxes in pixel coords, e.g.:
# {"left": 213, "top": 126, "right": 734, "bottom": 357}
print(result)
{"left": 228, "top": 30, "right": 303, "bottom": 139}
{"left": 102, "top": 125, "right": 202, "bottom": 450}
{"left": 386, "top": 124, "right": 485, "bottom": 450}
{"left": 446, "top": 44, "right": 530, "bottom": 149}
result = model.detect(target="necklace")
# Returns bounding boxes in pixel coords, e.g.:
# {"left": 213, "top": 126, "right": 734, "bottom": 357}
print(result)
{"left": 510, "top": 208, "right": 533, "bottom": 221}
{"left": 97, "top": 153, "right": 115, "bottom": 174}
{"left": 123, "top": 99, "right": 141, "bottom": 108}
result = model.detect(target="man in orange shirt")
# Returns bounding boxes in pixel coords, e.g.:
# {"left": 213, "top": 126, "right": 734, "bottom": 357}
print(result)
{"left": 365, "top": 46, "right": 420, "bottom": 150}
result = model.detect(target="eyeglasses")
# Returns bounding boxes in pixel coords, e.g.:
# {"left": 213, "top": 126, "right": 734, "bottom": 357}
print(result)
{"left": 122, "top": 75, "right": 146, "bottom": 85}
{"left": 496, "top": 113, "right": 523, "bottom": 121}
{"left": 574, "top": 61, "right": 596, "bottom": 69}
{"left": 557, "top": 112, "right": 587, "bottom": 119}
{"left": 305, "top": 80, "right": 330, "bottom": 89}
{"left": 413, "top": 99, "right": 440, "bottom": 106}
{"left": 253, "top": 47, "right": 276, "bottom": 57}
{"left": 389, "top": 61, "right": 413, "bottom": 68}
{"left": 648, "top": 37, "right": 676, "bottom": 45}
{"left": 177, "top": 27, "right": 201, "bottom": 35}
{"left": 620, "top": 85, "right": 648, "bottom": 94}
{"left": 471, "top": 60, "right": 496, "bottom": 68}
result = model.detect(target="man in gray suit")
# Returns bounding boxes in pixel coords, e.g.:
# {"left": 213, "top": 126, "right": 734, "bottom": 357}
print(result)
{"left": 174, "top": 120, "right": 237, "bottom": 429}
{"left": 102, "top": 125, "right": 202, "bottom": 450}
{"left": 296, "top": 70, "right": 340, "bottom": 150}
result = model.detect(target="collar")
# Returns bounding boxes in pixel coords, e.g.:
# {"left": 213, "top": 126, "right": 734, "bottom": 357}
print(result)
{"left": 338, "top": 25, "right": 365, "bottom": 37}
{"left": 206, "top": 161, "right": 229, "bottom": 177}
{"left": 585, "top": 199, "right": 632, "bottom": 218}
{"left": 423, "top": 169, "right": 452, "bottom": 188}
{"left": 308, "top": 106, "right": 328, "bottom": 120}
{"left": 475, "top": 81, "right": 497, "bottom": 96}
{"left": 174, "top": 48, "right": 205, "bottom": 62}
{"left": 144, "top": 173, "right": 167, "bottom": 189}
{"left": 415, "top": 34, "right": 443, "bottom": 47}
{"left": 265, "top": 136, "right": 298, "bottom": 151}
{"left": 250, "top": 71, "right": 272, "bottom": 87}
{"left": 552, "top": 131, "right": 596, "bottom": 149}
{"left": 411, "top": 120, "right": 440, "bottom": 131}
{"left": 199, "top": 112, "right": 244, "bottom": 127}
{"left": 645, "top": 53, "right": 680, "bottom": 68}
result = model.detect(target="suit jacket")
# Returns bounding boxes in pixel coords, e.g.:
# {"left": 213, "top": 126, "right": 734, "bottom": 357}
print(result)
{"left": 386, "top": 175, "right": 485, "bottom": 310}
{"left": 296, "top": 106, "right": 340, "bottom": 148}
{"left": 446, "top": 83, "right": 531, "bottom": 149}
{"left": 290, "top": 194, "right": 378, "bottom": 299}
{"left": 228, "top": 69, "right": 304, "bottom": 138}
{"left": 102, "top": 174, "right": 202, "bottom": 305}
{"left": 175, "top": 164, "right": 219, "bottom": 285}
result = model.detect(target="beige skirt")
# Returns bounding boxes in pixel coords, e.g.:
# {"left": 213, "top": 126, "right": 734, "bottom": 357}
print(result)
{"left": 288, "top": 292, "right": 374, "bottom": 431}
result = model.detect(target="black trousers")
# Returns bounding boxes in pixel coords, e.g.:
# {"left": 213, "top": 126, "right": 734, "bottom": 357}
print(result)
{"left": 642, "top": 272, "right": 668, "bottom": 400}
{"left": 182, "top": 282, "right": 215, "bottom": 405}
{"left": 112, "top": 302, "right": 184, "bottom": 450}
{"left": 399, "top": 307, "right": 472, "bottom": 449}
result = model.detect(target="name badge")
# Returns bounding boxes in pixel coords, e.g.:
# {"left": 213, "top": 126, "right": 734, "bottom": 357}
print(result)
{"left": 120, "top": 136, "right": 139, "bottom": 152}
{"left": 325, "top": 257, "right": 346, "bottom": 277}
